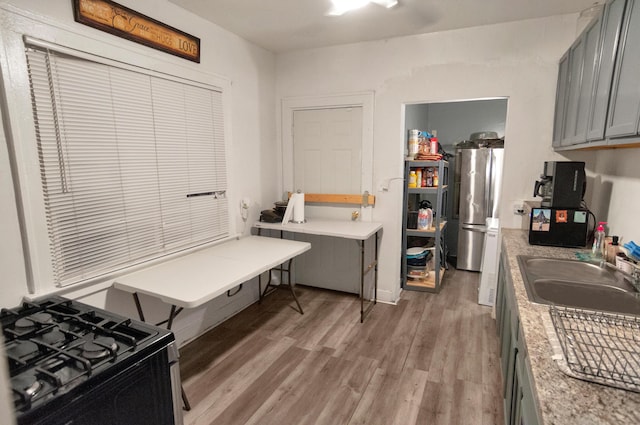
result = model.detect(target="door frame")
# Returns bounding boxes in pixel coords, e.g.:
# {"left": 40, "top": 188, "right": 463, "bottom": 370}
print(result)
{"left": 281, "top": 92, "right": 374, "bottom": 220}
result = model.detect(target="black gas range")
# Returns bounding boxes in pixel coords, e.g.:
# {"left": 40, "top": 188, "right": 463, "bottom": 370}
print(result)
{"left": 1, "top": 296, "right": 181, "bottom": 425}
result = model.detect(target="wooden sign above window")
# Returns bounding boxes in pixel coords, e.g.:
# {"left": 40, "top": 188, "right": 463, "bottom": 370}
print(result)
{"left": 73, "top": 0, "right": 201, "bottom": 63}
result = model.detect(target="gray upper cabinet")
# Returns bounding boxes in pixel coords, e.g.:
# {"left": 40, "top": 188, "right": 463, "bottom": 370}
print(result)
{"left": 607, "top": 0, "right": 640, "bottom": 139}
{"left": 588, "top": 0, "right": 627, "bottom": 141}
{"left": 552, "top": 52, "right": 570, "bottom": 148}
{"left": 554, "top": 0, "right": 640, "bottom": 150}
{"left": 561, "top": 36, "right": 586, "bottom": 146}
{"left": 554, "top": 10, "right": 605, "bottom": 148}
{"left": 574, "top": 15, "right": 603, "bottom": 144}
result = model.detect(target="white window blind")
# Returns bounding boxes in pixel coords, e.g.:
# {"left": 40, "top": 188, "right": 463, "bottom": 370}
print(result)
{"left": 25, "top": 44, "right": 229, "bottom": 287}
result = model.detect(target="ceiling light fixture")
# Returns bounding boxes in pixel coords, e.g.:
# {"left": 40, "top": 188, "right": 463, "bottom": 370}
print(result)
{"left": 328, "top": 0, "right": 398, "bottom": 16}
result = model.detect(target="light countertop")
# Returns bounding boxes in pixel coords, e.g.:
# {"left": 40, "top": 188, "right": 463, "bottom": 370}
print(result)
{"left": 502, "top": 229, "right": 640, "bottom": 424}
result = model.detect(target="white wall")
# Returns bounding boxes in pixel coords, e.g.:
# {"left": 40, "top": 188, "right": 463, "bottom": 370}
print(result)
{"left": 424, "top": 99, "right": 508, "bottom": 146}
{"left": 275, "top": 14, "right": 586, "bottom": 303}
{"left": 575, "top": 149, "right": 640, "bottom": 243}
{"left": 0, "top": 0, "right": 277, "bottom": 345}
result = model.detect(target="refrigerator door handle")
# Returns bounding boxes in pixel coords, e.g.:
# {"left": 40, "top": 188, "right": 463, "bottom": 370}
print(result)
{"left": 485, "top": 151, "right": 493, "bottom": 217}
{"left": 461, "top": 224, "right": 487, "bottom": 233}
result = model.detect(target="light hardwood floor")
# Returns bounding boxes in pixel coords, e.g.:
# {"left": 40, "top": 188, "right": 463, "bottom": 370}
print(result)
{"left": 179, "top": 268, "right": 504, "bottom": 425}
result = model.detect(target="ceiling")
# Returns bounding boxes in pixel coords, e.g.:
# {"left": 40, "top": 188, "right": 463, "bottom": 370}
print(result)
{"left": 168, "top": 0, "right": 602, "bottom": 53}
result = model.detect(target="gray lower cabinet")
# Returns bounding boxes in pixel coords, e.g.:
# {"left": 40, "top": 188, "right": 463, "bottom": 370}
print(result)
{"left": 514, "top": 332, "right": 542, "bottom": 425}
{"left": 496, "top": 255, "right": 541, "bottom": 425}
{"left": 607, "top": 0, "right": 640, "bottom": 140}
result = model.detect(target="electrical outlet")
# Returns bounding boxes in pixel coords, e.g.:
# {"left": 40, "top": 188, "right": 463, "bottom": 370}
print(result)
{"left": 513, "top": 202, "right": 526, "bottom": 216}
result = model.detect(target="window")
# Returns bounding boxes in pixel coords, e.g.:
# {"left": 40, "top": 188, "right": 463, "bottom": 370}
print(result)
{"left": 26, "top": 44, "right": 229, "bottom": 287}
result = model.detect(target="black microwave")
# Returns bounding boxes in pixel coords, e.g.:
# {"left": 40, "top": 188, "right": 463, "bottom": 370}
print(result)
{"left": 528, "top": 207, "right": 588, "bottom": 248}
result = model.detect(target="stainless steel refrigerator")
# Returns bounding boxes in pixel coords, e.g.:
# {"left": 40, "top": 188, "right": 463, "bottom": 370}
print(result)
{"left": 455, "top": 140, "right": 504, "bottom": 271}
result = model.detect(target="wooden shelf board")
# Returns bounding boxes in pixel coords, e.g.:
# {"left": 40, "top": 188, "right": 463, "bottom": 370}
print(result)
{"left": 406, "top": 221, "right": 447, "bottom": 235}
{"left": 405, "top": 267, "right": 445, "bottom": 290}
{"left": 287, "top": 192, "right": 375, "bottom": 206}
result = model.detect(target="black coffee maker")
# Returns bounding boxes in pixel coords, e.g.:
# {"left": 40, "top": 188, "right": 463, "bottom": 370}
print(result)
{"left": 533, "top": 161, "right": 586, "bottom": 208}
{"left": 530, "top": 161, "right": 588, "bottom": 248}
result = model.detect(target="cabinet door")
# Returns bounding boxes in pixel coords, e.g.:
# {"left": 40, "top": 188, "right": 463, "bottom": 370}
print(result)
{"left": 588, "top": 0, "right": 627, "bottom": 141}
{"left": 511, "top": 352, "right": 524, "bottom": 425}
{"left": 575, "top": 15, "right": 603, "bottom": 144}
{"left": 561, "top": 37, "right": 586, "bottom": 145}
{"left": 495, "top": 257, "right": 506, "bottom": 335}
{"left": 518, "top": 357, "right": 541, "bottom": 425}
{"left": 515, "top": 328, "right": 541, "bottom": 425}
{"left": 607, "top": 0, "right": 640, "bottom": 138}
{"left": 502, "top": 313, "right": 520, "bottom": 424}
{"left": 552, "top": 52, "right": 570, "bottom": 147}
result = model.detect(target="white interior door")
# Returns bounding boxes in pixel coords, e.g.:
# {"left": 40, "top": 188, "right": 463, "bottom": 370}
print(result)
{"left": 290, "top": 106, "right": 363, "bottom": 294}
{"left": 293, "top": 107, "right": 363, "bottom": 203}
{"left": 281, "top": 92, "right": 374, "bottom": 221}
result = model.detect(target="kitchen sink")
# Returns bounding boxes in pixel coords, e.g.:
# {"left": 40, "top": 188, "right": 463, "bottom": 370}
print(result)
{"left": 517, "top": 256, "right": 640, "bottom": 315}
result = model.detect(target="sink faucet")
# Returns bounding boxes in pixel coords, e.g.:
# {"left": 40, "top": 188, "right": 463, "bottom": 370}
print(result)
{"left": 602, "top": 261, "right": 640, "bottom": 291}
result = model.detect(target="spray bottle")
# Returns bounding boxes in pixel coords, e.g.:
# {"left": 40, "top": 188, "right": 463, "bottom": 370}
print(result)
{"left": 592, "top": 222, "right": 607, "bottom": 259}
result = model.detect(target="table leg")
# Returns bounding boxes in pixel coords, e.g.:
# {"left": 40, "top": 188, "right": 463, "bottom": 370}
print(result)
{"left": 360, "top": 239, "right": 365, "bottom": 323}
{"left": 181, "top": 385, "right": 192, "bottom": 411}
{"left": 167, "top": 305, "right": 178, "bottom": 331}
{"left": 260, "top": 258, "right": 303, "bottom": 315}
{"left": 374, "top": 230, "right": 379, "bottom": 305}
{"left": 360, "top": 230, "right": 380, "bottom": 323}
{"left": 133, "top": 293, "right": 145, "bottom": 322}
{"left": 285, "top": 258, "right": 303, "bottom": 315}
{"left": 130, "top": 294, "right": 191, "bottom": 411}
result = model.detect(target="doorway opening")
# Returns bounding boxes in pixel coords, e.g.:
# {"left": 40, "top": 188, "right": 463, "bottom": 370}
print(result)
{"left": 404, "top": 98, "right": 508, "bottom": 267}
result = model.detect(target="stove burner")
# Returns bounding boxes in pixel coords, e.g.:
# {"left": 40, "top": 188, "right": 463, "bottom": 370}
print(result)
{"left": 8, "top": 341, "right": 39, "bottom": 360}
{"left": 13, "top": 374, "right": 42, "bottom": 399}
{"left": 14, "top": 313, "right": 53, "bottom": 331}
{"left": 14, "top": 318, "right": 35, "bottom": 330}
{"left": 41, "top": 330, "right": 66, "bottom": 346}
{"left": 32, "top": 313, "right": 53, "bottom": 324}
{"left": 82, "top": 337, "right": 118, "bottom": 360}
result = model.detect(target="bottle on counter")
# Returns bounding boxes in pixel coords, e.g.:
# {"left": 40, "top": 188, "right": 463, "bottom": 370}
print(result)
{"left": 592, "top": 221, "right": 606, "bottom": 259}
{"left": 605, "top": 236, "right": 621, "bottom": 264}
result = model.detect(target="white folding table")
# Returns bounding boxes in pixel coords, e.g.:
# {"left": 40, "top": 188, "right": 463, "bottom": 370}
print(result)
{"left": 112, "top": 235, "right": 311, "bottom": 410}
{"left": 254, "top": 218, "right": 383, "bottom": 323}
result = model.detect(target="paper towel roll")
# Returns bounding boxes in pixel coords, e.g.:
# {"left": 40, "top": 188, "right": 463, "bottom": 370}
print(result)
{"left": 292, "top": 192, "right": 305, "bottom": 223}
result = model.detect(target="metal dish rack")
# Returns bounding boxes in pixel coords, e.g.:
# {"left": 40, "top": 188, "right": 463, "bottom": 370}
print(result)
{"left": 549, "top": 305, "right": 640, "bottom": 392}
